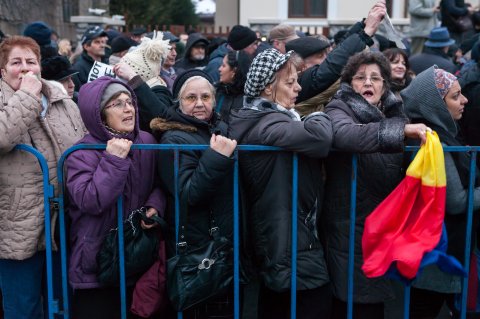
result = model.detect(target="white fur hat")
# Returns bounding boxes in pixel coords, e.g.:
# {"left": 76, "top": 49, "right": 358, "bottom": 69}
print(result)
{"left": 121, "top": 31, "right": 170, "bottom": 82}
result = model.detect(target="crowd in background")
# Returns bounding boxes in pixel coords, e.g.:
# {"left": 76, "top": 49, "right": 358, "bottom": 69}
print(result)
{"left": 2, "top": 0, "right": 480, "bottom": 318}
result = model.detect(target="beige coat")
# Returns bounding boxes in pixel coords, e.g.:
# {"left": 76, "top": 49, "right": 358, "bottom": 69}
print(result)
{"left": 0, "top": 79, "right": 85, "bottom": 260}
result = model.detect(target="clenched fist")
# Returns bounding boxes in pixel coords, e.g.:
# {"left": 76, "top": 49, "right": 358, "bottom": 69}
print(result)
{"left": 210, "top": 134, "right": 237, "bottom": 157}
{"left": 106, "top": 138, "right": 132, "bottom": 158}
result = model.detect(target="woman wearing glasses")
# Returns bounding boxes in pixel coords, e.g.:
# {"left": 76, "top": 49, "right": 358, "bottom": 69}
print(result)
{"left": 151, "top": 69, "right": 237, "bottom": 318}
{"left": 65, "top": 76, "right": 165, "bottom": 319}
{"left": 322, "top": 51, "right": 429, "bottom": 318}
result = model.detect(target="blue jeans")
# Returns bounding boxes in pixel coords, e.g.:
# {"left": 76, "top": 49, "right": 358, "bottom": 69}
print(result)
{"left": 0, "top": 252, "right": 45, "bottom": 319}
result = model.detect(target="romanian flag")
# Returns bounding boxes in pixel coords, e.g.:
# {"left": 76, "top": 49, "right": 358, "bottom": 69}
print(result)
{"left": 362, "top": 131, "right": 464, "bottom": 280}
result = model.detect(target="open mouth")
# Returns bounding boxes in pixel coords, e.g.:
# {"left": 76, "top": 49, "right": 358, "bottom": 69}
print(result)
{"left": 122, "top": 116, "right": 133, "bottom": 123}
{"left": 362, "top": 90, "right": 374, "bottom": 99}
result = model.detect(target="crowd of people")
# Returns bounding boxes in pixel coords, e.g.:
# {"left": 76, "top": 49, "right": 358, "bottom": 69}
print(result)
{"left": 2, "top": 0, "right": 480, "bottom": 318}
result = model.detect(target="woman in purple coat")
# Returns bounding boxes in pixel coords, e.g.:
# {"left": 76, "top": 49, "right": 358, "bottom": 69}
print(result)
{"left": 65, "top": 76, "right": 165, "bottom": 319}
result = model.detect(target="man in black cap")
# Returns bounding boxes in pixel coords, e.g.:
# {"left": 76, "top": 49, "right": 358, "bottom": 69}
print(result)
{"left": 130, "top": 27, "right": 147, "bottom": 43}
{"left": 72, "top": 25, "right": 108, "bottom": 89}
{"left": 108, "top": 35, "right": 138, "bottom": 65}
{"left": 41, "top": 56, "right": 80, "bottom": 101}
{"left": 204, "top": 24, "right": 258, "bottom": 82}
{"left": 286, "top": 36, "right": 331, "bottom": 69}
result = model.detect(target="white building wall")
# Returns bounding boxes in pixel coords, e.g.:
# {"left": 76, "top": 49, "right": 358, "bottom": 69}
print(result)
{"left": 239, "top": 0, "right": 410, "bottom": 30}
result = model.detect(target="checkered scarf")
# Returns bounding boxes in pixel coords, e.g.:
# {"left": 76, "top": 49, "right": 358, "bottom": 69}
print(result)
{"left": 244, "top": 48, "right": 293, "bottom": 97}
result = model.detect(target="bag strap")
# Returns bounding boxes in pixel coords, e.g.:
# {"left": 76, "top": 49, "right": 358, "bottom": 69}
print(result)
{"left": 177, "top": 192, "right": 219, "bottom": 252}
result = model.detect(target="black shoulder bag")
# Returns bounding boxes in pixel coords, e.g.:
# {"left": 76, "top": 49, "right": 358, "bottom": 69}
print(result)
{"left": 96, "top": 207, "right": 167, "bottom": 286}
{"left": 167, "top": 200, "right": 233, "bottom": 311}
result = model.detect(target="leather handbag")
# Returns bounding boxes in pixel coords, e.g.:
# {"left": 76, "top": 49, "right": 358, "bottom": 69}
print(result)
{"left": 166, "top": 200, "right": 233, "bottom": 311}
{"left": 96, "top": 207, "right": 166, "bottom": 285}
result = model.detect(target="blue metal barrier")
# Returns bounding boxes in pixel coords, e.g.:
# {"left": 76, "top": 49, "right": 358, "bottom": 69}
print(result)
{"left": 13, "top": 145, "right": 58, "bottom": 319}
{"left": 15, "top": 143, "right": 480, "bottom": 319}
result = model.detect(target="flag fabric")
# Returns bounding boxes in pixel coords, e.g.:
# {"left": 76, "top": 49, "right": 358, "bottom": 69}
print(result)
{"left": 362, "top": 131, "right": 465, "bottom": 280}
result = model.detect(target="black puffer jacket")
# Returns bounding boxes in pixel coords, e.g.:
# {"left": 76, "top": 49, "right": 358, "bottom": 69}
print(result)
{"left": 228, "top": 97, "right": 333, "bottom": 292}
{"left": 127, "top": 75, "right": 173, "bottom": 133}
{"left": 323, "top": 84, "right": 409, "bottom": 303}
{"left": 152, "top": 107, "right": 234, "bottom": 256}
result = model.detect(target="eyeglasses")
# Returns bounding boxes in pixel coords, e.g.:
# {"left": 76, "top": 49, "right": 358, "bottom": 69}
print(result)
{"left": 105, "top": 99, "right": 133, "bottom": 110}
{"left": 182, "top": 94, "right": 213, "bottom": 104}
{"left": 352, "top": 75, "right": 384, "bottom": 84}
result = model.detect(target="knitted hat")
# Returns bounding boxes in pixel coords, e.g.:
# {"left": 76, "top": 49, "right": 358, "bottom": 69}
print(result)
{"left": 172, "top": 69, "right": 214, "bottom": 99}
{"left": 227, "top": 25, "right": 257, "bottom": 50}
{"left": 285, "top": 37, "right": 330, "bottom": 59}
{"left": 81, "top": 26, "right": 107, "bottom": 45}
{"left": 111, "top": 35, "right": 138, "bottom": 54}
{"left": 101, "top": 83, "right": 131, "bottom": 109}
{"left": 41, "top": 56, "right": 79, "bottom": 81}
{"left": 23, "top": 21, "right": 52, "bottom": 46}
{"left": 120, "top": 31, "right": 170, "bottom": 82}
{"left": 433, "top": 67, "right": 457, "bottom": 99}
{"left": 244, "top": 48, "right": 293, "bottom": 97}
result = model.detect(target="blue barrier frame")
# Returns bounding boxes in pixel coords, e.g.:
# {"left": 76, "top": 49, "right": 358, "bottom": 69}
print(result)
{"left": 13, "top": 145, "right": 58, "bottom": 319}
{"left": 14, "top": 143, "right": 479, "bottom": 319}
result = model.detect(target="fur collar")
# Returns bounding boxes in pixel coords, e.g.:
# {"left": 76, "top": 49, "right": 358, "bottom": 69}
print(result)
{"left": 334, "top": 83, "right": 404, "bottom": 124}
{"left": 150, "top": 117, "right": 197, "bottom": 133}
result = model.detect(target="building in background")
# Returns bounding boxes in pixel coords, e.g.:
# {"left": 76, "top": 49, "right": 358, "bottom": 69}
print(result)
{"left": 216, "top": 0, "right": 411, "bottom": 36}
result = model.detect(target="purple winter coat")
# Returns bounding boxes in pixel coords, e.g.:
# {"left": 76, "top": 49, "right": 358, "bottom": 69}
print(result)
{"left": 66, "top": 76, "right": 165, "bottom": 289}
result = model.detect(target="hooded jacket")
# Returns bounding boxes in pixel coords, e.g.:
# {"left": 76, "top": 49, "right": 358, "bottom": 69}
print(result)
{"left": 66, "top": 76, "right": 165, "bottom": 289}
{"left": 228, "top": 97, "right": 333, "bottom": 292}
{"left": 151, "top": 107, "right": 234, "bottom": 257}
{"left": 323, "top": 84, "right": 408, "bottom": 303}
{"left": 0, "top": 79, "right": 85, "bottom": 260}
{"left": 175, "top": 33, "right": 209, "bottom": 71}
{"left": 402, "top": 66, "right": 480, "bottom": 293}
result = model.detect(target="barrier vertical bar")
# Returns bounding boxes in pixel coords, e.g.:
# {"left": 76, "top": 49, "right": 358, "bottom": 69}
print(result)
{"left": 460, "top": 149, "right": 477, "bottom": 319}
{"left": 233, "top": 150, "right": 240, "bottom": 319}
{"left": 117, "top": 196, "right": 127, "bottom": 319}
{"left": 290, "top": 153, "right": 298, "bottom": 319}
{"left": 57, "top": 192, "right": 70, "bottom": 319}
{"left": 347, "top": 154, "right": 358, "bottom": 319}
{"left": 174, "top": 149, "right": 183, "bottom": 319}
{"left": 403, "top": 284, "right": 410, "bottom": 319}
{"left": 15, "top": 145, "right": 57, "bottom": 319}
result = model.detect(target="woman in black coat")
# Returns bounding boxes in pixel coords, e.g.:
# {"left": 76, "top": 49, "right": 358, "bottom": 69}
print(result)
{"left": 152, "top": 70, "right": 237, "bottom": 319}
{"left": 229, "top": 48, "right": 333, "bottom": 319}
{"left": 323, "top": 51, "right": 429, "bottom": 318}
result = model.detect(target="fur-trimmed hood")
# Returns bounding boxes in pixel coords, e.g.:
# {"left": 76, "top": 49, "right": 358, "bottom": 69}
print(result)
{"left": 150, "top": 117, "right": 197, "bottom": 134}
{"left": 334, "top": 82, "right": 405, "bottom": 124}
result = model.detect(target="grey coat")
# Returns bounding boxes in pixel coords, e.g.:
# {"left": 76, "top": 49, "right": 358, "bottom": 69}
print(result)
{"left": 409, "top": 0, "right": 439, "bottom": 38}
{"left": 323, "top": 83, "right": 408, "bottom": 303}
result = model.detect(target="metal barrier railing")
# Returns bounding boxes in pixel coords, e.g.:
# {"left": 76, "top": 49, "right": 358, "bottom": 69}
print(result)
{"left": 14, "top": 144, "right": 480, "bottom": 319}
